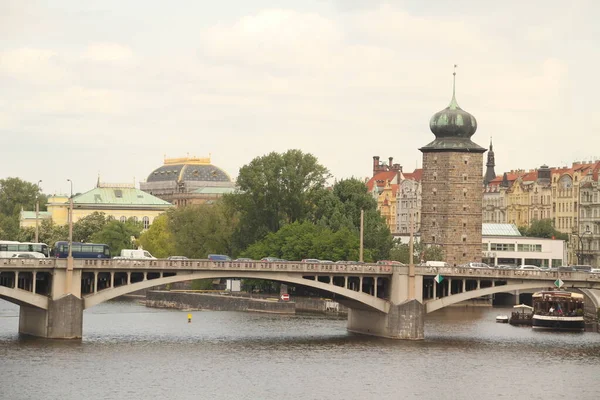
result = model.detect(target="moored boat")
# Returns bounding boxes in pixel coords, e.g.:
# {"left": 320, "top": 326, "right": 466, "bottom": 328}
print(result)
{"left": 509, "top": 304, "right": 533, "bottom": 326}
{"left": 495, "top": 315, "right": 509, "bottom": 323}
{"left": 532, "top": 291, "right": 585, "bottom": 331}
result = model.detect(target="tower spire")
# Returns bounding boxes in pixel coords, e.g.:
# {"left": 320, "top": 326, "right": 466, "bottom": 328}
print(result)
{"left": 449, "top": 64, "right": 459, "bottom": 108}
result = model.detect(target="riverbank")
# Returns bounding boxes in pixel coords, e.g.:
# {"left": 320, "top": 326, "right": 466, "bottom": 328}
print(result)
{"left": 145, "top": 290, "right": 349, "bottom": 316}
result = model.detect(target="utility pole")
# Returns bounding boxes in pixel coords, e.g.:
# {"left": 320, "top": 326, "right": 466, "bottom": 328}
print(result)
{"left": 408, "top": 212, "right": 415, "bottom": 299}
{"left": 359, "top": 209, "right": 364, "bottom": 262}
{"left": 35, "top": 180, "right": 42, "bottom": 243}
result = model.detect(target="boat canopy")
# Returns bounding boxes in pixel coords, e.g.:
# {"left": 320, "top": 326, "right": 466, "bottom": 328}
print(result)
{"left": 532, "top": 291, "right": 584, "bottom": 299}
{"left": 513, "top": 304, "right": 533, "bottom": 310}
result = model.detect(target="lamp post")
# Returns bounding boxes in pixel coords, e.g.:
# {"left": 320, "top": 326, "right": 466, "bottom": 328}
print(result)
{"left": 35, "top": 180, "right": 42, "bottom": 243}
{"left": 66, "top": 179, "right": 74, "bottom": 294}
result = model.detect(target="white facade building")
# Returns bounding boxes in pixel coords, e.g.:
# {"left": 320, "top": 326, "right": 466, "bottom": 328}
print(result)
{"left": 481, "top": 224, "right": 566, "bottom": 267}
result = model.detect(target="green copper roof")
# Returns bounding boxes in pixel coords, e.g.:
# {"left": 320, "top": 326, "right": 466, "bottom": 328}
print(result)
{"left": 422, "top": 70, "right": 485, "bottom": 153}
{"left": 20, "top": 211, "right": 52, "bottom": 219}
{"left": 73, "top": 187, "right": 173, "bottom": 208}
{"left": 482, "top": 223, "right": 522, "bottom": 237}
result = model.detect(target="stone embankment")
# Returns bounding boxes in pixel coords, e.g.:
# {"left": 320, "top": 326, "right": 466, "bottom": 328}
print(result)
{"left": 145, "top": 291, "right": 348, "bottom": 315}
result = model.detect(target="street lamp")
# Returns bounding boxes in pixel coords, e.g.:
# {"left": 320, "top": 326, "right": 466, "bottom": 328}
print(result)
{"left": 67, "top": 179, "right": 73, "bottom": 260}
{"left": 35, "top": 180, "right": 42, "bottom": 243}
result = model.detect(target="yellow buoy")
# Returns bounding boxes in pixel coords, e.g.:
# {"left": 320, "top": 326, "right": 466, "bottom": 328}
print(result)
{"left": 187, "top": 313, "right": 192, "bottom": 323}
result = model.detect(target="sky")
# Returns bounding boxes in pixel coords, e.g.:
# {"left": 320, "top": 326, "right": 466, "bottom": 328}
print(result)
{"left": 2, "top": 0, "right": 599, "bottom": 195}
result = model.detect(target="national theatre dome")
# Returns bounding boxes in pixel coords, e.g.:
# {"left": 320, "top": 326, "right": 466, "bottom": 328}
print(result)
{"left": 140, "top": 156, "right": 236, "bottom": 206}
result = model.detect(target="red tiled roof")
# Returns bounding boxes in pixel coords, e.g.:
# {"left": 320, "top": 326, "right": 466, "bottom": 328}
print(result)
{"left": 403, "top": 168, "right": 423, "bottom": 182}
{"left": 366, "top": 171, "right": 397, "bottom": 192}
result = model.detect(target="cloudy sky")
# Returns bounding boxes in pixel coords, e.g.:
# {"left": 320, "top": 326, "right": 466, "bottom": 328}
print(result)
{"left": 2, "top": 0, "right": 599, "bottom": 195}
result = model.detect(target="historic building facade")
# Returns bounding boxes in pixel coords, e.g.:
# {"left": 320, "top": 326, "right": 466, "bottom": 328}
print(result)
{"left": 20, "top": 182, "right": 173, "bottom": 229}
{"left": 419, "top": 74, "right": 486, "bottom": 266}
{"left": 396, "top": 170, "right": 422, "bottom": 234}
{"left": 140, "top": 156, "right": 236, "bottom": 206}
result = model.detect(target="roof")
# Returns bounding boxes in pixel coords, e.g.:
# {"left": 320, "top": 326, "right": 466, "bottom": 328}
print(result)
{"left": 193, "top": 186, "right": 237, "bottom": 195}
{"left": 20, "top": 211, "right": 52, "bottom": 220}
{"left": 146, "top": 156, "right": 232, "bottom": 183}
{"left": 366, "top": 171, "right": 397, "bottom": 192}
{"left": 403, "top": 168, "right": 423, "bottom": 182}
{"left": 482, "top": 223, "right": 522, "bottom": 237}
{"left": 72, "top": 186, "right": 173, "bottom": 208}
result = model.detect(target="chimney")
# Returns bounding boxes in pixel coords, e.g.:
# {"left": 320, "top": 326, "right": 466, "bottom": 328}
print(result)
{"left": 388, "top": 157, "right": 393, "bottom": 170}
{"left": 373, "top": 156, "right": 381, "bottom": 177}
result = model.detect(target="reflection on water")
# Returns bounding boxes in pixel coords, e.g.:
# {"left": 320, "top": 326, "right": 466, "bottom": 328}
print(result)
{"left": 1, "top": 299, "right": 599, "bottom": 400}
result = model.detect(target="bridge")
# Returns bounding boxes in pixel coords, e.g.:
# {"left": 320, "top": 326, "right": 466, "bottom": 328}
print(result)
{"left": 2, "top": 258, "right": 600, "bottom": 340}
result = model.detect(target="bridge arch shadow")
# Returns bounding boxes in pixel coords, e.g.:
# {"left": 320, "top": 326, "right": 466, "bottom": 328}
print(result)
{"left": 83, "top": 271, "right": 390, "bottom": 313}
{"left": 0, "top": 286, "right": 49, "bottom": 310}
{"left": 425, "top": 282, "right": 558, "bottom": 313}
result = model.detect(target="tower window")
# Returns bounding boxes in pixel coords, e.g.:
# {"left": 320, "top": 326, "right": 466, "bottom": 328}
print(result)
{"left": 432, "top": 236, "right": 436, "bottom": 243}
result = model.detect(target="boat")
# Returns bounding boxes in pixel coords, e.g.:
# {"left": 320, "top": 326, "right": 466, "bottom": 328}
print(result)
{"left": 509, "top": 304, "right": 533, "bottom": 326}
{"left": 531, "top": 291, "right": 585, "bottom": 331}
{"left": 495, "top": 315, "right": 509, "bottom": 323}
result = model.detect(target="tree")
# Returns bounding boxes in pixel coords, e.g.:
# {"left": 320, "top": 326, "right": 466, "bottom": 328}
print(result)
{"left": 137, "top": 214, "right": 176, "bottom": 258}
{"left": 313, "top": 178, "right": 393, "bottom": 261}
{"left": 91, "top": 219, "right": 143, "bottom": 257}
{"left": 242, "top": 221, "right": 360, "bottom": 262}
{"left": 226, "top": 150, "right": 330, "bottom": 249}
{"left": 167, "top": 202, "right": 238, "bottom": 259}
{"left": 0, "top": 178, "right": 43, "bottom": 216}
{"left": 0, "top": 214, "right": 20, "bottom": 240}
{"left": 389, "top": 240, "right": 444, "bottom": 264}
{"left": 520, "top": 219, "right": 568, "bottom": 241}
{"left": 73, "top": 212, "right": 107, "bottom": 243}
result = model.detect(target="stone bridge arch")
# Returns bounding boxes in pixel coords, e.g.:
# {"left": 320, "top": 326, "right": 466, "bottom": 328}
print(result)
{"left": 0, "top": 286, "right": 49, "bottom": 310}
{"left": 83, "top": 271, "right": 390, "bottom": 313}
{"left": 425, "top": 282, "right": 558, "bottom": 313}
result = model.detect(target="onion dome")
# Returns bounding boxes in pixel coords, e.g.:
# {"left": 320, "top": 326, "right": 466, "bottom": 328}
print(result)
{"left": 429, "top": 79, "right": 477, "bottom": 139}
{"left": 420, "top": 68, "right": 485, "bottom": 154}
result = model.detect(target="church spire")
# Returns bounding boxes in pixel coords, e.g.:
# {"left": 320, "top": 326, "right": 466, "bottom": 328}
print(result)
{"left": 483, "top": 137, "right": 496, "bottom": 186}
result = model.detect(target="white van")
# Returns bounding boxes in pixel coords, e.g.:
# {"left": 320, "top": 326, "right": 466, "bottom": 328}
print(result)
{"left": 119, "top": 249, "right": 156, "bottom": 259}
{"left": 422, "top": 261, "right": 448, "bottom": 267}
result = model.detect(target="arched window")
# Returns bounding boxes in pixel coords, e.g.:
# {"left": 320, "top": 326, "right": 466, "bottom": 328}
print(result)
{"left": 132, "top": 216, "right": 139, "bottom": 223}
{"left": 143, "top": 216, "right": 150, "bottom": 229}
{"left": 120, "top": 216, "right": 126, "bottom": 223}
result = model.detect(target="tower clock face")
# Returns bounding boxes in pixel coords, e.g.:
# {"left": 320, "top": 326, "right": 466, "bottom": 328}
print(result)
{"left": 559, "top": 175, "right": 572, "bottom": 189}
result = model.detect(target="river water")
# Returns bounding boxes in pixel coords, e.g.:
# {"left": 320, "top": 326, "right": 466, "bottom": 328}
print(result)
{"left": 1, "top": 298, "right": 599, "bottom": 400}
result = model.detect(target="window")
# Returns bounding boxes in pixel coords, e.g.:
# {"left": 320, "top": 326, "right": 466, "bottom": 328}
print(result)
{"left": 517, "top": 244, "right": 542, "bottom": 252}
{"left": 143, "top": 216, "right": 150, "bottom": 229}
{"left": 120, "top": 216, "right": 126, "bottom": 223}
{"left": 482, "top": 243, "right": 489, "bottom": 251}
{"left": 133, "top": 216, "right": 139, "bottom": 223}
{"left": 490, "top": 243, "right": 515, "bottom": 251}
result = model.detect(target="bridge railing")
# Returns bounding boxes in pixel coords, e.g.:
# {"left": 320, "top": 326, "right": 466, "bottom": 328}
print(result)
{"left": 67, "top": 259, "right": 395, "bottom": 275}
{"left": 415, "top": 266, "right": 600, "bottom": 282}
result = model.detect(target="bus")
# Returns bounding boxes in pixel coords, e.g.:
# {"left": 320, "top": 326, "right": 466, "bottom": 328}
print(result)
{"left": 53, "top": 241, "right": 111, "bottom": 259}
{"left": 0, "top": 241, "right": 49, "bottom": 258}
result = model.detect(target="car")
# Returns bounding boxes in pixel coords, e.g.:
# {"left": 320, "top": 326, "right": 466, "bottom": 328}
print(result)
{"left": 377, "top": 260, "right": 404, "bottom": 266}
{"left": 301, "top": 259, "right": 320, "bottom": 263}
{"left": 234, "top": 257, "right": 253, "bottom": 262}
{"left": 496, "top": 264, "right": 515, "bottom": 269}
{"left": 558, "top": 266, "right": 576, "bottom": 272}
{"left": 462, "top": 262, "right": 491, "bottom": 269}
{"left": 167, "top": 256, "right": 189, "bottom": 260}
{"left": 517, "top": 265, "right": 542, "bottom": 271}
{"left": 12, "top": 253, "right": 37, "bottom": 258}
{"left": 319, "top": 260, "right": 334, "bottom": 264}
{"left": 572, "top": 265, "right": 592, "bottom": 273}
{"left": 591, "top": 268, "right": 600, "bottom": 274}
{"left": 261, "top": 257, "right": 285, "bottom": 262}
{"left": 208, "top": 254, "right": 231, "bottom": 261}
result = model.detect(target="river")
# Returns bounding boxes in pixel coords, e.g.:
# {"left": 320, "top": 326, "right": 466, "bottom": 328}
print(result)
{"left": 1, "top": 298, "right": 599, "bottom": 400}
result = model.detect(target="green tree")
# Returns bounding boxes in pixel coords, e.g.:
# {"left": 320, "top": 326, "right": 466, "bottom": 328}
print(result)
{"left": 226, "top": 150, "right": 330, "bottom": 249}
{"left": 389, "top": 240, "right": 444, "bottom": 264}
{"left": 313, "top": 178, "right": 393, "bottom": 261}
{"left": 137, "top": 214, "right": 176, "bottom": 258}
{"left": 0, "top": 178, "right": 43, "bottom": 216}
{"left": 73, "top": 212, "right": 107, "bottom": 243}
{"left": 91, "top": 219, "right": 143, "bottom": 256}
{"left": 168, "top": 202, "right": 238, "bottom": 259}
{"left": 520, "top": 219, "right": 568, "bottom": 240}
{"left": 0, "top": 214, "right": 20, "bottom": 240}
{"left": 242, "top": 221, "right": 360, "bottom": 262}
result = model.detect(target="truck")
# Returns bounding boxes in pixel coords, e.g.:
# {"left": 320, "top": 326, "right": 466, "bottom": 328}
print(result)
{"left": 118, "top": 249, "right": 157, "bottom": 259}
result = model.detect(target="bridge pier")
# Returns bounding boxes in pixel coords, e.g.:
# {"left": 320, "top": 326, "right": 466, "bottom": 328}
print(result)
{"left": 347, "top": 300, "right": 424, "bottom": 340}
{"left": 347, "top": 270, "right": 424, "bottom": 340}
{"left": 19, "top": 295, "right": 83, "bottom": 339}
